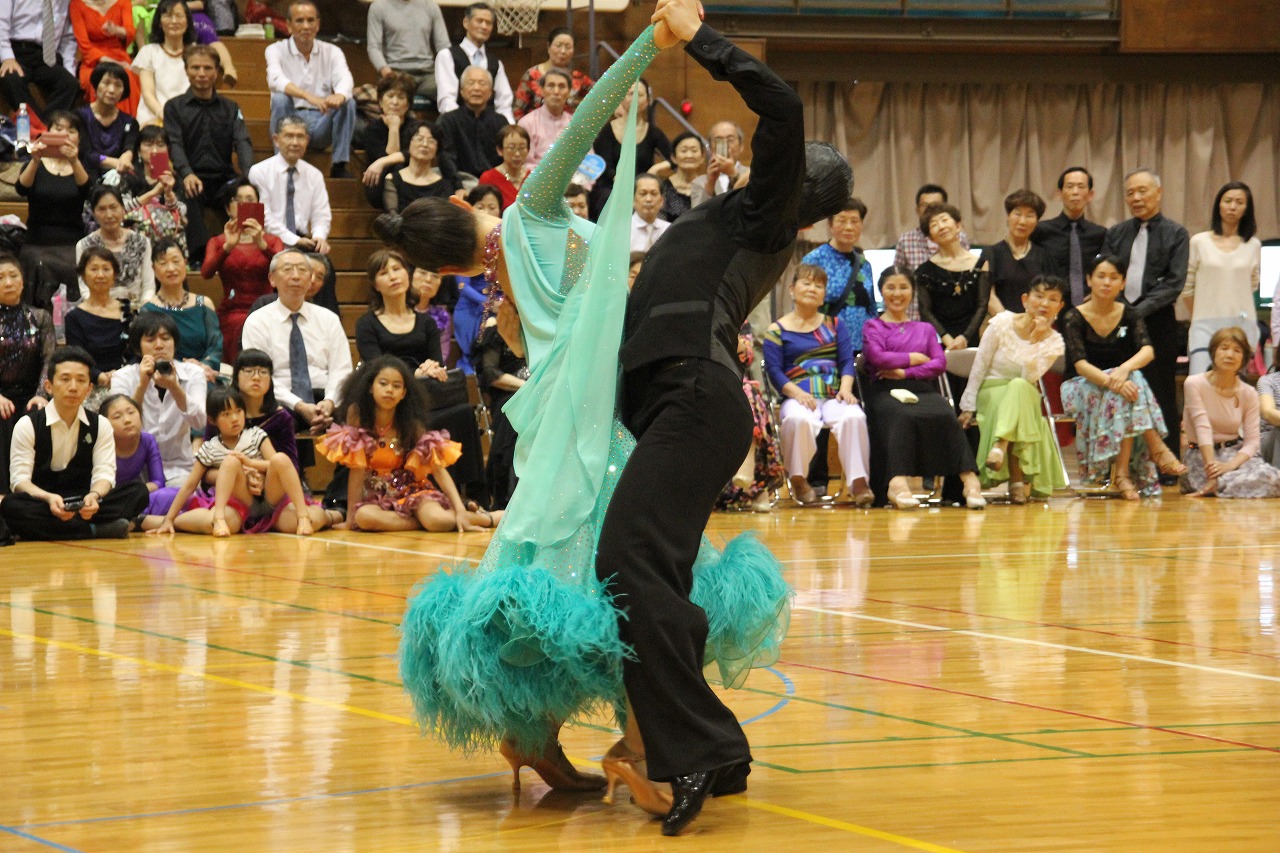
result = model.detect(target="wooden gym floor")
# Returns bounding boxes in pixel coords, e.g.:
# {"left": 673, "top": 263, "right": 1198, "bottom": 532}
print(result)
{"left": 3, "top": 492, "right": 1278, "bottom": 852}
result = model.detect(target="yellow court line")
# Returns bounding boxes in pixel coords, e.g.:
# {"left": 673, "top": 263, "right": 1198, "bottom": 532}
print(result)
{"left": 725, "top": 797, "right": 968, "bottom": 853}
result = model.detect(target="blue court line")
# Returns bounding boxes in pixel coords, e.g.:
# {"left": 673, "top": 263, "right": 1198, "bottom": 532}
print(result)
{"left": 19, "top": 771, "right": 509, "bottom": 830}
{"left": 0, "top": 825, "right": 85, "bottom": 852}
{"left": 740, "top": 667, "right": 794, "bottom": 726}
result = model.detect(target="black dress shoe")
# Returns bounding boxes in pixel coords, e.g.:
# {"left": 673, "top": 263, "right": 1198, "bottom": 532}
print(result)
{"left": 662, "top": 770, "right": 715, "bottom": 836}
{"left": 711, "top": 760, "right": 750, "bottom": 796}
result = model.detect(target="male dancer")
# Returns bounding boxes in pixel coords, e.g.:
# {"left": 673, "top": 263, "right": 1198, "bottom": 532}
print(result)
{"left": 595, "top": 0, "right": 852, "bottom": 836}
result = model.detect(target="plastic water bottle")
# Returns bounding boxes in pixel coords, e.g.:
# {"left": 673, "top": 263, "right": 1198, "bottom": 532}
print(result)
{"left": 52, "top": 285, "right": 66, "bottom": 344}
{"left": 15, "top": 103, "right": 29, "bottom": 153}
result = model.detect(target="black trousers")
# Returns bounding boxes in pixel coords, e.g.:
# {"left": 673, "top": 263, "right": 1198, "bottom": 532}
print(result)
{"left": 0, "top": 42, "right": 78, "bottom": 123}
{"left": 1143, "top": 306, "right": 1181, "bottom": 444}
{"left": 597, "top": 358, "right": 753, "bottom": 781}
{"left": 0, "top": 480, "right": 149, "bottom": 540}
{"left": 183, "top": 176, "right": 233, "bottom": 266}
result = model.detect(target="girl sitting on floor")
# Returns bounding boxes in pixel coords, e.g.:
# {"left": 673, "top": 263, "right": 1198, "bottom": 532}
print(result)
{"left": 321, "top": 356, "right": 501, "bottom": 533}
{"left": 146, "top": 386, "right": 336, "bottom": 537}
{"left": 101, "top": 392, "right": 177, "bottom": 518}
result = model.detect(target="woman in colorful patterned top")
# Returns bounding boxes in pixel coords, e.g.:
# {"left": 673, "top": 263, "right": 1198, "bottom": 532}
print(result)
{"left": 764, "top": 263, "right": 872, "bottom": 506}
{"left": 512, "top": 27, "right": 594, "bottom": 118}
{"left": 801, "top": 198, "right": 875, "bottom": 352}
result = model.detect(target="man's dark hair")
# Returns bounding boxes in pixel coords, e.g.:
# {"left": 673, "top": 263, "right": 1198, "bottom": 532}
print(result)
{"left": 127, "top": 312, "right": 181, "bottom": 356}
{"left": 48, "top": 346, "right": 96, "bottom": 377}
{"left": 831, "top": 197, "right": 867, "bottom": 223}
{"left": 464, "top": 2, "right": 494, "bottom": 19}
{"left": 915, "top": 183, "right": 948, "bottom": 205}
{"left": 1057, "top": 166, "right": 1093, "bottom": 190}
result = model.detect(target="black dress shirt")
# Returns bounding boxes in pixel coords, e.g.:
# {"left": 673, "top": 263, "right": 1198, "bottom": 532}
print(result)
{"left": 1100, "top": 212, "right": 1190, "bottom": 318}
{"left": 622, "top": 24, "right": 803, "bottom": 376}
{"left": 1032, "top": 211, "right": 1106, "bottom": 305}
{"left": 163, "top": 92, "right": 254, "bottom": 183}
{"left": 434, "top": 104, "right": 508, "bottom": 177}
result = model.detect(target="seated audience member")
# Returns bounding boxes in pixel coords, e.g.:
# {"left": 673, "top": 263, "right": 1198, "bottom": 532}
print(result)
{"left": 803, "top": 198, "right": 874, "bottom": 352}
{"left": 478, "top": 124, "right": 532, "bottom": 210}
{"left": 1259, "top": 351, "right": 1280, "bottom": 470}
{"left": 239, "top": 248, "right": 352, "bottom": 440}
{"left": 244, "top": 251, "right": 338, "bottom": 315}
{"left": 564, "top": 184, "right": 590, "bottom": 220}
{"left": 764, "top": 264, "right": 872, "bottom": 507}
{"left": 365, "top": 0, "right": 448, "bottom": 107}
{"left": 320, "top": 356, "right": 499, "bottom": 532}
{"left": 435, "top": 67, "right": 509, "bottom": 178}
{"left": 17, "top": 111, "right": 94, "bottom": 309}
{"left": 140, "top": 238, "right": 222, "bottom": 381}
{"left": 655, "top": 131, "right": 707, "bottom": 222}
{"left": 894, "top": 183, "right": 970, "bottom": 320}
{"left": 2, "top": 347, "right": 149, "bottom": 540}
{"left": 165, "top": 44, "right": 253, "bottom": 265}
{"left": 249, "top": 117, "right": 332, "bottom": 254}
{"left": 70, "top": 0, "right": 140, "bottom": 115}
{"left": 982, "top": 189, "right": 1055, "bottom": 315}
{"left": 359, "top": 72, "right": 416, "bottom": 209}
{"left": 958, "top": 276, "right": 1068, "bottom": 504}
{"left": 451, "top": 186, "right": 502, "bottom": 374}
{"left": 266, "top": 1, "right": 355, "bottom": 178}
{"left": 78, "top": 185, "right": 155, "bottom": 304}
{"left": 133, "top": 0, "right": 195, "bottom": 125}
{"left": 473, "top": 310, "right": 526, "bottom": 509}
{"left": 209, "top": 349, "right": 300, "bottom": 473}
{"left": 64, "top": 246, "right": 133, "bottom": 409}
{"left": 517, "top": 67, "right": 572, "bottom": 168}
{"left": 862, "top": 266, "right": 986, "bottom": 509}
{"left": 629, "top": 174, "right": 669, "bottom": 252}
{"left": 355, "top": 249, "right": 448, "bottom": 380}
{"left": 704, "top": 120, "right": 749, "bottom": 196}
{"left": 589, "top": 78, "right": 670, "bottom": 218}
{"left": 1183, "top": 181, "right": 1262, "bottom": 375}
{"left": 203, "top": 180, "right": 283, "bottom": 363}
{"left": 98, "top": 126, "right": 188, "bottom": 256}
{"left": 1031, "top": 166, "right": 1107, "bottom": 307}
{"left": 0, "top": 0, "right": 79, "bottom": 126}
{"left": 718, "top": 320, "right": 783, "bottom": 513}
{"left": 1059, "top": 255, "right": 1185, "bottom": 500}
{"left": 0, "top": 254, "right": 55, "bottom": 493}
{"left": 77, "top": 63, "right": 140, "bottom": 172}
{"left": 383, "top": 121, "right": 460, "bottom": 213}
{"left": 111, "top": 312, "right": 207, "bottom": 485}
{"left": 1180, "top": 327, "right": 1280, "bottom": 498}
{"left": 512, "top": 27, "right": 592, "bottom": 118}
{"left": 433, "top": 2, "right": 513, "bottom": 120}
{"left": 146, "top": 385, "right": 336, "bottom": 536}
{"left": 100, "top": 392, "right": 175, "bottom": 516}
{"left": 411, "top": 267, "right": 455, "bottom": 362}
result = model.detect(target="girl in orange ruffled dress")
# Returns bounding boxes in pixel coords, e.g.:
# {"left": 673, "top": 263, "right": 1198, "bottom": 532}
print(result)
{"left": 320, "top": 356, "right": 501, "bottom": 533}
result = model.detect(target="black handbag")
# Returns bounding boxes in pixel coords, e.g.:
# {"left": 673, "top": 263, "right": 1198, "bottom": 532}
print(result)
{"left": 421, "top": 368, "right": 470, "bottom": 410}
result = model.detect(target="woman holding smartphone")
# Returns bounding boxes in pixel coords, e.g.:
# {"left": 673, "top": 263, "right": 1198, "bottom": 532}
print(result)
{"left": 202, "top": 179, "right": 282, "bottom": 363}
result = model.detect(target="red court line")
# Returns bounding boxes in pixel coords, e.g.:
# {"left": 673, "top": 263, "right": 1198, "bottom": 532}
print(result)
{"left": 62, "top": 542, "right": 411, "bottom": 601}
{"left": 863, "top": 596, "right": 1280, "bottom": 661}
{"left": 783, "top": 660, "right": 1280, "bottom": 755}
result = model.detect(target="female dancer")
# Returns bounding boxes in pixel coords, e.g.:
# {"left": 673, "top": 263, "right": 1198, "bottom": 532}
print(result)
{"left": 377, "top": 5, "right": 788, "bottom": 816}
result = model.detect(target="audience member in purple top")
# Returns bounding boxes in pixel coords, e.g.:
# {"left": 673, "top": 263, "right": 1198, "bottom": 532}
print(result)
{"left": 101, "top": 393, "right": 177, "bottom": 517}
{"left": 862, "top": 266, "right": 985, "bottom": 510}
{"left": 202, "top": 349, "right": 301, "bottom": 474}
{"left": 412, "top": 267, "right": 454, "bottom": 364}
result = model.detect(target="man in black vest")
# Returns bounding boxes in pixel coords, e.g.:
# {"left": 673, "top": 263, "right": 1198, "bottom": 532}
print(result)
{"left": 594, "top": 6, "right": 851, "bottom": 836}
{"left": 1, "top": 347, "right": 148, "bottom": 542}
{"left": 433, "top": 2, "right": 514, "bottom": 121}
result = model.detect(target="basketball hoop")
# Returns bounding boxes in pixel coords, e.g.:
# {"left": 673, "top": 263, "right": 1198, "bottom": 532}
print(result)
{"left": 493, "top": 0, "right": 541, "bottom": 36}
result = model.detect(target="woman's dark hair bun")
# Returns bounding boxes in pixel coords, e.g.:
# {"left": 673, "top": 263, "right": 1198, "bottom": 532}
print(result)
{"left": 373, "top": 212, "right": 405, "bottom": 244}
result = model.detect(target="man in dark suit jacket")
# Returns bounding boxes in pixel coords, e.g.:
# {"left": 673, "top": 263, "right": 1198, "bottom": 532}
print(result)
{"left": 1101, "top": 167, "right": 1189, "bottom": 448}
{"left": 595, "top": 7, "right": 851, "bottom": 836}
{"left": 1032, "top": 166, "right": 1107, "bottom": 306}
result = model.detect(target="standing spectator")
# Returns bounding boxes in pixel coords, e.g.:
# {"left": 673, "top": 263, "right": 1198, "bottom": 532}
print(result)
{"left": 249, "top": 117, "right": 332, "bottom": 254}
{"left": 77, "top": 185, "right": 156, "bottom": 305}
{"left": 69, "top": 0, "right": 139, "bottom": 115}
{"left": 1032, "top": 166, "right": 1107, "bottom": 307}
{"left": 17, "top": 111, "right": 93, "bottom": 309}
{"left": 2, "top": 347, "right": 149, "bottom": 540}
{"left": 893, "top": 183, "right": 970, "bottom": 320}
{"left": 359, "top": 72, "right": 415, "bottom": 209}
{"left": 517, "top": 67, "right": 571, "bottom": 168}
{"left": 1101, "top": 168, "right": 1190, "bottom": 448}
{"left": 77, "top": 63, "right": 139, "bottom": 174}
{"left": 139, "top": 237, "right": 221, "bottom": 381}
{"left": 98, "top": 125, "right": 188, "bottom": 256}
{"left": 165, "top": 43, "right": 253, "bottom": 266}
{"left": 382, "top": 121, "right": 459, "bottom": 212}
{"left": 133, "top": 0, "right": 195, "bottom": 126}
{"left": 0, "top": 0, "right": 79, "bottom": 125}
{"left": 64, "top": 246, "right": 132, "bottom": 407}
{"left": 434, "top": 2, "right": 513, "bottom": 121}
{"left": 478, "top": 124, "right": 531, "bottom": 210}
{"left": 704, "top": 119, "right": 748, "bottom": 196}
{"left": 654, "top": 131, "right": 707, "bottom": 222}
{"left": 629, "top": 173, "right": 669, "bottom": 253}
{"left": 1258, "top": 351, "right": 1280, "bottom": 470}
{"left": 265, "top": 1, "right": 355, "bottom": 179}
{"left": 588, "top": 78, "right": 670, "bottom": 218}
{"left": 434, "top": 66, "right": 508, "bottom": 178}
{"left": 203, "top": 180, "right": 282, "bottom": 363}
{"left": 365, "top": 0, "right": 448, "bottom": 108}
{"left": 512, "top": 27, "right": 592, "bottom": 119}
{"left": 0, "top": 253, "right": 54, "bottom": 494}
{"left": 803, "top": 198, "right": 874, "bottom": 352}
{"left": 982, "top": 189, "right": 1054, "bottom": 316}
{"left": 1183, "top": 181, "right": 1261, "bottom": 375}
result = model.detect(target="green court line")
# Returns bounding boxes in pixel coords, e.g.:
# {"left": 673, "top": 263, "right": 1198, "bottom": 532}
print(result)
{"left": 172, "top": 584, "right": 402, "bottom": 626}
{"left": 754, "top": 747, "right": 1249, "bottom": 775}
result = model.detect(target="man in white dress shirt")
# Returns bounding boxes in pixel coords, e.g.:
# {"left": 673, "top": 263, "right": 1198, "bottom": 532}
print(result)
{"left": 630, "top": 174, "right": 670, "bottom": 253}
{"left": 240, "top": 248, "right": 352, "bottom": 437}
{"left": 517, "top": 67, "right": 571, "bottom": 168}
{"left": 433, "top": 2, "right": 514, "bottom": 121}
{"left": 0, "top": 0, "right": 78, "bottom": 124}
{"left": 249, "top": 117, "right": 333, "bottom": 255}
{"left": 265, "top": 2, "right": 356, "bottom": 179}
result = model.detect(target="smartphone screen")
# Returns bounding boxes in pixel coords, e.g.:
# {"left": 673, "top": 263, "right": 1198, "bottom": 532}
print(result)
{"left": 149, "top": 151, "right": 171, "bottom": 176}
{"left": 237, "top": 202, "right": 265, "bottom": 227}
{"left": 713, "top": 138, "right": 729, "bottom": 159}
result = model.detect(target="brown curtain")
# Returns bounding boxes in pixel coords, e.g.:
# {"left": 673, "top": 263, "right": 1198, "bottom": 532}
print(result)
{"left": 798, "top": 80, "right": 1280, "bottom": 249}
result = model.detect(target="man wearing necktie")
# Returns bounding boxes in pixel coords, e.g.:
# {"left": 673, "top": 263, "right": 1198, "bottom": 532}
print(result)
{"left": 248, "top": 116, "right": 333, "bottom": 255}
{"left": 0, "top": 0, "right": 79, "bottom": 124}
{"left": 1031, "top": 166, "right": 1107, "bottom": 307}
{"left": 629, "top": 173, "right": 670, "bottom": 252}
{"left": 1101, "top": 167, "right": 1190, "bottom": 456}
{"left": 433, "top": 2, "right": 515, "bottom": 121}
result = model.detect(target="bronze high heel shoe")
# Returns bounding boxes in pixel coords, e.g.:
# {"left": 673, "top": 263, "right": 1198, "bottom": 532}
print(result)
{"left": 1152, "top": 446, "right": 1188, "bottom": 477}
{"left": 601, "top": 743, "right": 672, "bottom": 818}
{"left": 499, "top": 738, "right": 607, "bottom": 792}
{"left": 1113, "top": 476, "right": 1140, "bottom": 502}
